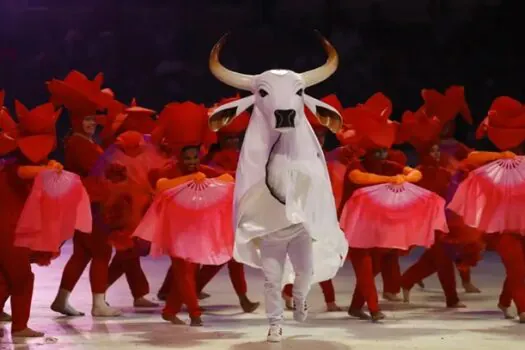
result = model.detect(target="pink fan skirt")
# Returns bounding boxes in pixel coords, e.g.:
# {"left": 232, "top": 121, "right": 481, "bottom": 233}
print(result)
{"left": 340, "top": 183, "right": 446, "bottom": 250}
{"left": 133, "top": 185, "right": 234, "bottom": 265}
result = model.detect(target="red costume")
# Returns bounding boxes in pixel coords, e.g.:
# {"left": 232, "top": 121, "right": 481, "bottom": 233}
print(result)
{"left": 0, "top": 99, "right": 65, "bottom": 337}
{"left": 397, "top": 108, "right": 463, "bottom": 307}
{"left": 191, "top": 95, "right": 259, "bottom": 313}
{"left": 451, "top": 96, "right": 525, "bottom": 322}
{"left": 47, "top": 70, "right": 123, "bottom": 317}
{"left": 338, "top": 93, "right": 421, "bottom": 320}
{"left": 102, "top": 102, "right": 160, "bottom": 307}
{"left": 145, "top": 101, "right": 221, "bottom": 326}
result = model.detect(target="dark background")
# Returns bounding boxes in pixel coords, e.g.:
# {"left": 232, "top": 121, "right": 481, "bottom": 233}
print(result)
{"left": 1, "top": 0, "right": 524, "bottom": 150}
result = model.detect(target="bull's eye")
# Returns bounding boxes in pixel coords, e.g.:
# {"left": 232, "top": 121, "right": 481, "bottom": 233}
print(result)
{"left": 296, "top": 89, "right": 304, "bottom": 96}
{"left": 258, "top": 89, "right": 268, "bottom": 97}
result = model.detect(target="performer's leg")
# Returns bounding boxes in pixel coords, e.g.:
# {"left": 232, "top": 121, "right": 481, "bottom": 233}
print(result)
{"left": 196, "top": 264, "right": 224, "bottom": 293}
{"left": 90, "top": 227, "right": 121, "bottom": 317}
{"left": 123, "top": 252, "right": 156, "bottom": 307}
{"left": 319, "top": 279, "right": 341, "bottom": 311}
{"left": 107, "top": 251, "right": 126, "bottom": 288}
{"left": 281, "top": 284, "right": 294, "bottom": 310}
{"left": 162, "top": 260, "right": 185, "bottom": 325}
{"left": 381, "top": 250, "right": 402, "bottom": 301}
{"left": 287, "top": 228, "right": 314, "bottom": 322}
{"left": 260, "top": 235, "right": 288, "bottom": 341}
{"left": 433, "top": 241, "right": 463, "bottom": 308}
{"left": 498, "top": 277, "right": 515, "bottom": 319}
{"left": 51, "top": 231, "right": 91, "bottom": 316}
{"left": 493, "top": 234, "right": 525, "bottom": 322}
{"left": 227, "top": 260, "right": 259, "bottom": 312}
{"left": 2, "top": 247, "right": 43, "bottom": 337}
{"left": 349, "top": 248, "right": 381, "bottom": 321}
{"left": 401, "top": 248, "right": 436, "bottom": 302}
{"left": 164, "top": 258, "right": 201, "bottom": 325}
{"left": 157, "top": 267, "right": 172, "bottom": 300}
{"left": 0, "top": 271, "right": 11, "bottom": 322}
{"left": 459, "top": 267, "right": 481, "bottom": 293}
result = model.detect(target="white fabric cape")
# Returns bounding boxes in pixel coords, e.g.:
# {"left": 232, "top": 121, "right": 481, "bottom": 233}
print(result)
{"left": 232, "top": 105, "right": 348, "bottom": 285}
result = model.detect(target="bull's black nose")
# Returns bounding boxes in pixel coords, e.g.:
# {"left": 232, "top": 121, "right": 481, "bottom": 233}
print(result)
{"left": 274, "top": 109, "right": 296, "bottom": 128}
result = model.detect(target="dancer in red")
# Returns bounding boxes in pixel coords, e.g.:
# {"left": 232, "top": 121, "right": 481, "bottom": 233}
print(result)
{"left": 398, "top": 108, "right": 465, "bottom": 308}
{"left": 0, "top": 99, "right": 67, "bottom": 337}
{"left": 417, "top": 86, "right": 481, "bottom": 293}
{"left": 135, "top": 101, "right": 234, "bottom": 326}
{"left": 194, "top": 95, "right": 259, "bottom": 313}
{"left": 101, "top": 101, "right": 161, "bottom": 308}
{"left": 47, "top": 70, "right": 123, "bottom": 317}
{"left": 449, "top": 96, "right": 525, "bottom": 323}
{"left": 338, "top": 93, "right": 438, "bottom": 321}
{"left": 282, "top": 94, "right": 343, "bottom": 312}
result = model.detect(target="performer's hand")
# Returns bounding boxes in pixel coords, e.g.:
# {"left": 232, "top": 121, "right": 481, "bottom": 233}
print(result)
{"left": 193, "top": 172, "right": 207, "bottom": 183}
{"left": 500, "top": 151, "right": 516, "bottom": 159}
{"left": 405, "top": 170, "right": 422, "bottom": 183}
{"left": 217, "top": 173, "right": 235, "bottom": 183}
{"left": 389, "top": 174, "right": 406, "bottom": 185}
{"left": 47, "top": 160, "right": 63, "bottom": 173}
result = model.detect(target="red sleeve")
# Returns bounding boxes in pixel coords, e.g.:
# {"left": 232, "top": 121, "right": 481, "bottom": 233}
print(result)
{"left": 337, "top": 160, "right": 365, "bottom": 218}
{"left": 454, "top": 142, "right": 471, "bottom": 161}
{"left": 387, "top": 149, "right": 407, "bottom": 166}
{"left": 381, "top": 160, "right": 405, "bottom": 176}
{"left": 64, "top": 135, "right": 104, "bottom": 177}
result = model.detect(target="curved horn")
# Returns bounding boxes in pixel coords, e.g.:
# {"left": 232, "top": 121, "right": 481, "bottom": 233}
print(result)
{"left": 301, "top": 32, "right": 339, "bottom": 88}
{"left": 209, "top": 33, "right": 253, "bottom": 91}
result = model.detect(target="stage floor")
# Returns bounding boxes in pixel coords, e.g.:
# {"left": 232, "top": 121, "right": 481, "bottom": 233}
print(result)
{"left": 1, "top": 243, "right": 524, "bottom": 350}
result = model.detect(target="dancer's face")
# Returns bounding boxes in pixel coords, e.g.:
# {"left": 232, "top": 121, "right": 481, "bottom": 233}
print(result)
{"left": 373, "top": 148, "right": 388, "bottom": 160}
{"left": 180, "top": 147, "right": 200, "bottom": 173}
{"left": 82, "top": 116, "right": 97, "bottom": 136}
{"left": 429, "top": 144, "right": 441, "bottom": 162}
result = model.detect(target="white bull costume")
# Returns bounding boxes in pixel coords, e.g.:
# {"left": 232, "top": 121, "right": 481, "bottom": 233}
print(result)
{"left": 208, "top": 32, "right": 348, "bottom": 340}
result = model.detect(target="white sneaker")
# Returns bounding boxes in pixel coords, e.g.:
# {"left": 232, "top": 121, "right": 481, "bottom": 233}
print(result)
{"left": 267, "top": 325, "right": 282, "bottom": 342}
{"left": 293, "top": 300, "right": 308, "bottom": 322}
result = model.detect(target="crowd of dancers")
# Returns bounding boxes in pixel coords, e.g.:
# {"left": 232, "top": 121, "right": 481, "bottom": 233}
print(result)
{"left": 0, "top": 69, "right": 524, "bottom": 342}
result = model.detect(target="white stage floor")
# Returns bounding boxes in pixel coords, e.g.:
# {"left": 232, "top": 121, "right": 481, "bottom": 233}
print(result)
{"left": 1, "top": 243, "right": 524, "bottom": 349}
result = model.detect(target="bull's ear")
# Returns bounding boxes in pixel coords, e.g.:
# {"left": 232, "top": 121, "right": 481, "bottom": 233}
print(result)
{"left": 208, "top": 95, "right": 255, "bottom": 131}
{"left": 303, "top": 94, "right": 342, "bottom": 133}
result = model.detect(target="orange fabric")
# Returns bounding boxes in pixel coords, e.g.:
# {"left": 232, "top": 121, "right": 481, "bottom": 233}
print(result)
{"left": 421, "top": 86, "right": 472, "bottom": 125}
{"left": 340, "top": 93, "right": 399, "bottom": 150}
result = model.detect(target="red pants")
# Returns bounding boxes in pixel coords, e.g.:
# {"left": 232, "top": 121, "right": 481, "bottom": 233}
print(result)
{"left": 196, "top": 260, "right": 247, "bottom": 296}
{"left": 0, "top": 247, "right": 33, "bottom": 332}
{"left": 496, "top": 235, "right": 525, "bottom": 310}
{"left": 60, "top": 230, "right": 112, "bottom": 294}
{"left": 107, "top": 248, "right": 149, "bottom": 299}
{"left": 375, "top": 250, "right": 401, "bottom": 294}
{"left": 348, "top": 248, "right": 381, "bottom": 313}
{"left": 163, "top": 257, "right": 201, "bottom": 318}
{"left": 401, "top": 241, "right": 459, "bottom": 306}
{"left": 458, "top": 268, "right": 471, "bottom": 283}
{"left": 488, "top": 234, "right": 525, "bottom": 314}
{"left": 282, "top": 279, "right": 336, "bottom": 303}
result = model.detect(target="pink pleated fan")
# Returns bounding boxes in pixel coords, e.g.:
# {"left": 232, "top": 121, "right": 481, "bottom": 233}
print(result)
{"left": 340, "top": 182, "right": 447, "bottom": 249}
{"left": 15, "top": 169, "right": 92, "bottom": 254}
{"left": 133, "top": 178, "right": 235, "bottom": 265}
{"left": 448, "top": 157, "right": 525, "bottom": 234}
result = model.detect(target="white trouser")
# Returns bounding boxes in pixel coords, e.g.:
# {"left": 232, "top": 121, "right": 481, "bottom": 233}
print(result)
{"left": 260, "top": 225, "right": 313, "bottom": 326}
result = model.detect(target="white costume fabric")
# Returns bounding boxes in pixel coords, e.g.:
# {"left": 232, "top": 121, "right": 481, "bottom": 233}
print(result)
{"left": 233, "top": 97, "right": 348, "bottom": 282}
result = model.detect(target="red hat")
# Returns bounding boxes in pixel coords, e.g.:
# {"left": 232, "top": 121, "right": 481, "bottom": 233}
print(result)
{"left": 47, "top": 70, "right": 124, "bottom": 132}
{"left": 339, "top": 92, "right": 399, "bottom": 150}
{"left": 476, "top": 96, "right": 525, "bottom": 150}
{"left": 115, "top": 130, "right": 145, "bottom": 153}
{"left": 211, "top": 94, "right": 250, "bottom": 135}
{"left": 15, "top": 100, "right": 61, "bottom": 163}
{"left": 0, "top": 90, "right": 18, "bottom": 155}
{"left": 103, "top": 98, "right": 156, "bottom": 136}
{"left": 421, "top": 86, "right": 472, "bottom": 126}
{"left": 154, "top": 101, "right": 217, "bottom": 153}
{"left": 305, "top": 94, "right": 344, "bottom": 131}
{"left": 398, "top": 107, "right": 442, "bottom": 153}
